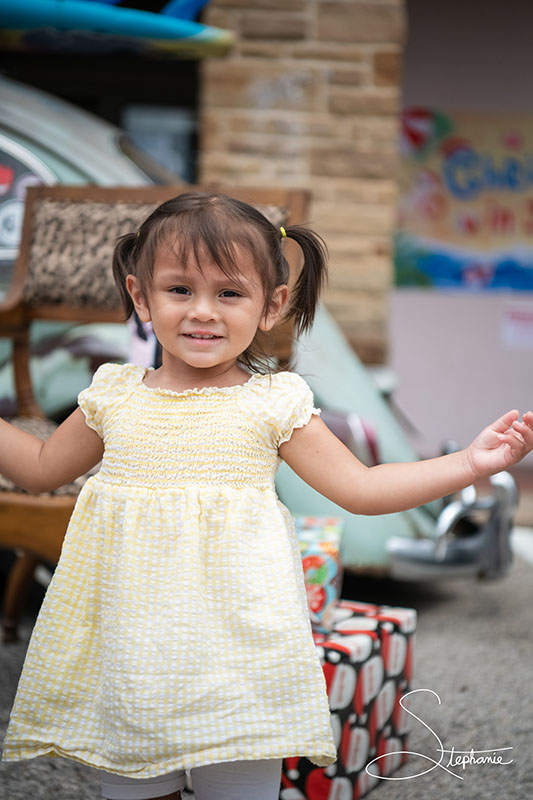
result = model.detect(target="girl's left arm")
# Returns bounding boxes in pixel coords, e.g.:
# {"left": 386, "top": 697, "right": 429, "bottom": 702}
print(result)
{"left": 279, "top": 410, "right": 533, "bottom": 516}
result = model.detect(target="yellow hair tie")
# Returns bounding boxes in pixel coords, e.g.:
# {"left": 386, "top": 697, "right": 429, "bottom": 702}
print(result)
{"left": 280, "top": 226, "right": 287, "bottom": 239}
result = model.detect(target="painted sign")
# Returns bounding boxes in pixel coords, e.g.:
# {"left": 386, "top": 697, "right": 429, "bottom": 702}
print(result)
{"left": 395, "top": 109, "right": 533, "bottom": 290}
{"left": 501, "top": 300, "right": 533, "bottom": 350}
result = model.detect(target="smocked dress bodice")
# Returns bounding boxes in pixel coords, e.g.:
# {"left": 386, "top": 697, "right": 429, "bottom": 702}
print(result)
{"left": 89, "top": 371, "right": 283, "bottom": 490}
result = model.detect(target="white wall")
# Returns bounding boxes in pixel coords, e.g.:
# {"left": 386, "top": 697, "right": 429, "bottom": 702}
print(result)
{"left": 390, "top": 291, "right": 533, "bottom": 455}
{"left": 391, "top": 0, "right": 533, "bottom": 461}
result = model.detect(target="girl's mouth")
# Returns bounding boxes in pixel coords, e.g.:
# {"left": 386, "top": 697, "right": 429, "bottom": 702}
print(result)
{"left": 183, "top": 333, "right": 224, "bottom": 350}
{"left": 183, "top": 333, "right": 222, "bottom": 340}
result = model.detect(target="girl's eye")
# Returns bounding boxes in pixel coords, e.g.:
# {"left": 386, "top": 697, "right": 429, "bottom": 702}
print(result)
{"left": 167, "top": 287, "right": 241, "bottom": 297}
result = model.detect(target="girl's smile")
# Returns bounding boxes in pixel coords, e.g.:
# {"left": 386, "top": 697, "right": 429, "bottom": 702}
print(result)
{"left": 183, "top": 332, "right": 223, "bottom": 339}
{"left": 181, "top": 331, "right": 224, "bottom": 346}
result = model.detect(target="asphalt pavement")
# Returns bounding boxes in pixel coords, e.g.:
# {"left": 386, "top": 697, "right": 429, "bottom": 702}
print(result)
{"left": 1, "top": 541, "right": 532, "bottom": 800}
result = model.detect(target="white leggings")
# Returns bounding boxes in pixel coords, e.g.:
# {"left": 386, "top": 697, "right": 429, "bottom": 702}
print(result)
{"left": 99, "top": 758, "right": 283, "bottom": 800}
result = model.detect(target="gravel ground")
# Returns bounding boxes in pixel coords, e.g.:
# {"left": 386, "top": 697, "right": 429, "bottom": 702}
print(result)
{"left": 1, "top": 552, "right": 531, "bottom": 800}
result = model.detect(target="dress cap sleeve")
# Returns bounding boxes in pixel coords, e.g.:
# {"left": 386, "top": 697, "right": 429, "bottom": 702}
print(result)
{"left": 270, "top": 371, "right": 321, "bottom": 448}
{"left": 78, "top": 362, "right": 143, "bottom": 437}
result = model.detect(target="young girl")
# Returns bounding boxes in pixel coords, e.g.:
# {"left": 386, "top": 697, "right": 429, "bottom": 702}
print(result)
{"left": 1, "top": 191, "right": 532, "bottom": 800}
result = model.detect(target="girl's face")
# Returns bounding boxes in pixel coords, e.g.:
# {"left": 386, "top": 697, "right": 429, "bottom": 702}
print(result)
{"left": 126, "top": 240, "right": 288, "bottom": 382}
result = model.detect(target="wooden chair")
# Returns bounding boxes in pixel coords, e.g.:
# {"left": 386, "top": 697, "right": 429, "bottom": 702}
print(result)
{"left": 0, "top": 183, "right": 310, "bottom": 641}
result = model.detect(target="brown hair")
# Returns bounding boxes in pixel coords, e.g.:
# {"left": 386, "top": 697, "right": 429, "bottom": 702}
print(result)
{"left": 112, "top": 191, "right": 328, "bottom": 372}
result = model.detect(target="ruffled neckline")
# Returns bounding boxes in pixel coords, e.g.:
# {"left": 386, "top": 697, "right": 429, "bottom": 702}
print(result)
{"left": 139, "top": 368, "right": 265, "bottom": 398}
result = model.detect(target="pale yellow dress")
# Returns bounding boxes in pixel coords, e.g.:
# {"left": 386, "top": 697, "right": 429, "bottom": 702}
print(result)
{"left": 2, "top": 363, "right": 337, "bottom": 778}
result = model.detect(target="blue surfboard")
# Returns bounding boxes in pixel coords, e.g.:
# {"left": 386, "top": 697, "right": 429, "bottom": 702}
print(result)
{"left": 0, "top": 0, "right": 234, "bottom": 57}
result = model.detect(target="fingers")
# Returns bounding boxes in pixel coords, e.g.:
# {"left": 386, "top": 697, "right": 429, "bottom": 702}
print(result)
{"left": 521, "top": 410, "right": 533, "bottom": 427}
{"left": 511, "top": 412, "right": 533, "bottom": 443}
{"left": 492, "top": 409, "right": 520, "bottom": 433}
{"left": 496, "top": 412, "right": 533, "bottom": 461}
{"left": 499, "top": 429, "right": 526, "bottom": 448}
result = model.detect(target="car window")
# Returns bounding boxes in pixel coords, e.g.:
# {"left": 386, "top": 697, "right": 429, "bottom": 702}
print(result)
{"left": 0, "top": 133, "right": 55, "bottom": 293}
{"left": 118, "top": 134, "right": 182, "bottom": 185}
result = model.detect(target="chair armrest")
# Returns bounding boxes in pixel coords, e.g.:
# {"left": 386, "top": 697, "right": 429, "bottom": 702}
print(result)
{"left": 0, "top": 301, "right": 27, "bottom": 338}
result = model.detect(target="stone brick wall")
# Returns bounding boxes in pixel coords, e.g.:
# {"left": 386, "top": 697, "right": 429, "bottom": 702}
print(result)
{"left": 198, "top": 0, "right": 406, "bottom": 363}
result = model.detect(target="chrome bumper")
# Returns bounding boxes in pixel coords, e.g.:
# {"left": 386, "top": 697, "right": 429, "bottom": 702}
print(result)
{"left": 387, "top": 471, "right": 519, "bottom": 581}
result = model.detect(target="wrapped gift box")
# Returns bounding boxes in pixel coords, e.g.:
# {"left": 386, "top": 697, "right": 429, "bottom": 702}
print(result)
{"left": 280, "top": 599, "right": 417, "bottom": 800}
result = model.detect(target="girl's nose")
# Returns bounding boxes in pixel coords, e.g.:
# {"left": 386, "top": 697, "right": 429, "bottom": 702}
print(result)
{"left": 188, "top": 294, "right": 219, "bottom": 321}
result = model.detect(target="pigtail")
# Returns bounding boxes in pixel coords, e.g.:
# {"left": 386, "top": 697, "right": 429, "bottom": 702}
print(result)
{"left": 112, "top": 232, "right": 138, "bottom": 318}
{"left": 282, "top": 225, "right": 328, "bottom": 335}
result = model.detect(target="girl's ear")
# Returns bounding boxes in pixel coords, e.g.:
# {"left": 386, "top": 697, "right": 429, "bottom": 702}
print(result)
{"left": 259, "top": 284, "right": 289, "bottom": 332}
{"left": 126, "top": 275, "right": 151, "bottom": 323}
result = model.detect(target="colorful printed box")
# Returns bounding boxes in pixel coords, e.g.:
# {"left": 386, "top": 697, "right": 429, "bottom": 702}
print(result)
{"left": 294, "top": 516, "right": 344, "bottom": 634}
{"left": 280, "top": 599, "right": 417, "bottom": 800}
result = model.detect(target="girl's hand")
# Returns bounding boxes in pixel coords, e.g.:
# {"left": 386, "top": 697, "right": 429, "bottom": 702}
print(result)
{"left": 465, "top": 410, "right": 533, "bottom": 478}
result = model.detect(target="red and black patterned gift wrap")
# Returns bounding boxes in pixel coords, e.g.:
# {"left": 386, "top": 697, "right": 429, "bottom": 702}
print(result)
{"left": 280, "top": 599, "right": 417, "bottom": 800}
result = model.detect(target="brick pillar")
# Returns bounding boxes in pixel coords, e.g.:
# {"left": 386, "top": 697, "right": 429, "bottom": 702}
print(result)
{"left": 199, "top": 0, "right": 406, "bottom": 364}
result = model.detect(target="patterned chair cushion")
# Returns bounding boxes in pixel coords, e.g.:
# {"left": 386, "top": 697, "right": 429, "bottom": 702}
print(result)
{"left": 22, "top": 199, "right": 289, "bottom": 309}
{"left": 0, "top": 417, "right": 100, "bottom": 496}
{"left": 23, "top": 201, "right": 155, "bottom": 310}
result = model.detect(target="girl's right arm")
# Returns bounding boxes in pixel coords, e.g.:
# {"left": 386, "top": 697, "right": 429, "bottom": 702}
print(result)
{"left": 0, "top": 408, "right": 104, "bottom": 493}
